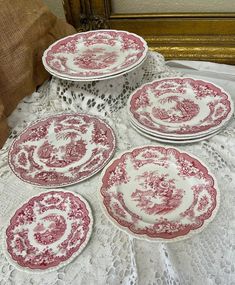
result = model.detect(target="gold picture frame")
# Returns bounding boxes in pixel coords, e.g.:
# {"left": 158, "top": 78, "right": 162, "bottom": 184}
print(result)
{"left": 63, "top": 0, "right": 235, "bottom": 64}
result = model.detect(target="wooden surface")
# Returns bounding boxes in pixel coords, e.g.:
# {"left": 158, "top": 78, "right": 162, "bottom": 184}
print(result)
{"left": 63, "top": 0, "right": 235, "bottom": 64}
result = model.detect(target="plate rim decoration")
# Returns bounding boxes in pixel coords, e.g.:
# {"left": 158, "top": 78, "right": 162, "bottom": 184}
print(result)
{"left": 42, "top": 29, "right": 148, "bottom": 81}
{"left": 127, "top": 77, "right": 234, "bottom": 138}
{"left": 8, "top": 112, "right": 116, "bottom": 188}
{"left": 2, "top": 189, "right": 93, "bottom": 273}
{"left": 98, "top": 145, "right": 220, "bottom": 242}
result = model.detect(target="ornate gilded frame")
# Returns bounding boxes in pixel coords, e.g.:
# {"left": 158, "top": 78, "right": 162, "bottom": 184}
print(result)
{"left": 63, "top": 0, "right": 235, "bottom": 64}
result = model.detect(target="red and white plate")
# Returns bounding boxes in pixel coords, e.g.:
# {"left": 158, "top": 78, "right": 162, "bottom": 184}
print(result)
{"left": 99, "top": 145, "right": 220, "bottom": 242}
{"left": 8, "top": 113, "right": 116, "bottom": 188}
{"left": 42, "top": 30, "right": 148, "bottom": 81}
{"left": 128, "top": 77, "right": 233, "bottom": 138}
{"left": 3, "top": 190, "right": 93, "bottom": 273}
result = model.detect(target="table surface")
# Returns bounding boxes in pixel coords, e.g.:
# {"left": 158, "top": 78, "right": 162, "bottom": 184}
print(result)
{"left": 0, "top": 52, "right": 235, "bottom": 285}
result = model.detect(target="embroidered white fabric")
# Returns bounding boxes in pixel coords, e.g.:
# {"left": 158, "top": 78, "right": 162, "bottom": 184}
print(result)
{"left": 0, "top": 51, "right": 235, "bottom": 285}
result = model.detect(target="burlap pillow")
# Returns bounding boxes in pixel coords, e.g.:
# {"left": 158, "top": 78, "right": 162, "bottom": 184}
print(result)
{"left": 0, "top": 98, "right": 9, "bottom": 148}
{"left": 0, "top": 0, "right": 76, "bottom": 148}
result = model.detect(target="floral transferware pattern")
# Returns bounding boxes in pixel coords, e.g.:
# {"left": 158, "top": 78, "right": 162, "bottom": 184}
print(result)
{"left": 128, "top": 77, "right": 233, "bottom": 137}
{"left": 99, "top": 145, "right": 219, "bottom": 241}
{"left": 3, "top": 191, "right": 93, "bottom": 273}
{"left": 8, "top": 113, "right": 116, "bottom": 187}
{"left": 43, "top": 30, "right": 148, "bottom": 80}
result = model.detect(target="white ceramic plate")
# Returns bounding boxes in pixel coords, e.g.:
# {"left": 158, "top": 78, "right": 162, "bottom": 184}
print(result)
{"left": 130, "top": 121, "right": 221, "bottom": 144}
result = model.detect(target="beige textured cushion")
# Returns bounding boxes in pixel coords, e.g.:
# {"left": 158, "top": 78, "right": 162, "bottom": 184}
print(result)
{"left": 0, "top": 0, "right": 76, "bottom": 148}
{"left": 0, "top": 98, "right": 9, "bottom": 148}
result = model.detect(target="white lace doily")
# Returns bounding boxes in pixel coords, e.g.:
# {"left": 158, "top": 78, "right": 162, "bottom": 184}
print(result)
{"left": 0, "top": 51, "right": 235, "bottom": 285}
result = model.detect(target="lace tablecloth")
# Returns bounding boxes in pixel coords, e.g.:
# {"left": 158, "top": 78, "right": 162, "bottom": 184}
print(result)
{"left": 0, "top": 52, "right": 235, "bottom": 285}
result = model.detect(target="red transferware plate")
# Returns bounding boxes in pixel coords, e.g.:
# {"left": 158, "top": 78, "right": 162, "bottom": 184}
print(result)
{"left": 99, "top": 145, "right": 220, "bottom": 242}
{"left": 43, "top": 29, "right": 148, "bottom": 80}
{"left": 3, "top": 190, "right": 93, "bottom": 273}
{"left": 8, "top": 113, "right": 116, "bottom": 187}
{"left": 128, "top": 77, "right": 233, "bottom": 137}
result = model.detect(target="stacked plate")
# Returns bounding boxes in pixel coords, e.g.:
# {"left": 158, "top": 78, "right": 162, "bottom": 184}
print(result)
{"left": 127, "top": 77, "right": 234, "bottom": 144}
{"left": 42, "top": 29, "right": 148, "bottom": 81}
